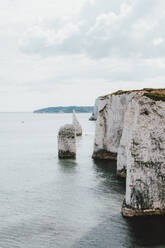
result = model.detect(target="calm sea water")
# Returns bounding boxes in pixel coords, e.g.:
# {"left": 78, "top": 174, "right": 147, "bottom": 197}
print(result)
{"left": 0, "top": 113, "right": 165, "bottom": 248}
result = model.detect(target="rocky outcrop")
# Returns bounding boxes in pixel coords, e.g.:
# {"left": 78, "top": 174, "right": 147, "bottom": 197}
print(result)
{"left": 121, "top": 93, "right": 165, "bottom": 217}
{"left": 72, "top": 111, "right": 82, "bottom": 136}
{"left": 89, "top": 97, "right": 101, "bottom": 121}
{"left": 92, "top": 91, "right": 136, "bottom": 160}
{"left": 58, "top": 124, "right": 76, "bottom": 159}
{"left": 92, "top": 88, "right": 165, "bottom": 217}
{"left": 117, "top": 90, "right": 165, "bottom": 177}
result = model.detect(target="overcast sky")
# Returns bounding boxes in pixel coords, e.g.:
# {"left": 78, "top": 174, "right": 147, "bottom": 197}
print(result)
{"left": 1, "top": 0, "right": 165, "bottom": 111}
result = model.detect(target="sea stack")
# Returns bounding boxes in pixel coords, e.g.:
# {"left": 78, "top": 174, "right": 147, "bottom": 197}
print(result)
{"left": 92, "top": 88, "right": 165, "bottom": 217}
{"left": 72, "top": 111, "right": 82, "bottom": 136}
{"left": 58, "top": 124, "right": 76, "bottom": 159}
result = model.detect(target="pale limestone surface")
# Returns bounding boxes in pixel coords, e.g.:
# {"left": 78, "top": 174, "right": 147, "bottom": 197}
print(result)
{"left": 117, "top": 92, "right": 143, "bottom": 177}
{"left": 121, "top": 95, "right": 165, "bottom": 216}
{"left": 92, "top": 93, "right": 136, "bottom": 159}
{"left": 92, "top": 89, "right": 165, "bottom": 216}
{"left": 72, "top": 111, "right": 82, "bottom": 136}
{"left": 89, "top": 97, "right": 101, "bottom": 120}
{"left": 58, "top": 124, "right": 76, "bottom": 159}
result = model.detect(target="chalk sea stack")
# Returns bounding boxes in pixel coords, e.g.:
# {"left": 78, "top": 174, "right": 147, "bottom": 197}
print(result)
{"left": 72, "top": 111, "right": 82, "bottom": 136}
{"left": 92, "top": 88, "right": 165, "bottom": 217}
{"left": 58, "top": 124, "right": 76, "bottom": 159}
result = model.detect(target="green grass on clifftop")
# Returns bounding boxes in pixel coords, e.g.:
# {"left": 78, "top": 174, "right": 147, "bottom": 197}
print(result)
{"left": 100, "top": 88, "right": 165, "bottom": 101}
{"left": 101, "top": 89, "right": 138, "bottom": 99}
{"left": 143, "top": 92, "right": 165, "bottom": 102}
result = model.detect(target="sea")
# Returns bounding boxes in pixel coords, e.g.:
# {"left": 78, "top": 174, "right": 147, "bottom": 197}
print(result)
{"left": 0, "top": 113, "right": 165, "bottom": 248}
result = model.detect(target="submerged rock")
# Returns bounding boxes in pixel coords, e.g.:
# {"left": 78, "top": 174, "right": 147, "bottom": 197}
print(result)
{"left": 58, "top": 124, "right": 76, "bottom": 159}
{"left": 72, "top": 111, "right": 82, "bottom": 136}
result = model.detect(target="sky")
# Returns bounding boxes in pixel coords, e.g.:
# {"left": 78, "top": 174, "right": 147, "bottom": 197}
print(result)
{"left": 1, "top": 0, "right": 165, "bottom": 111}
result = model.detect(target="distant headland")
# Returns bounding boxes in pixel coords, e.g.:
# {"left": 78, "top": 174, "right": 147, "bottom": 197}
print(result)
{"left": 33, "top": 106, "right": 93, "bottom": 113}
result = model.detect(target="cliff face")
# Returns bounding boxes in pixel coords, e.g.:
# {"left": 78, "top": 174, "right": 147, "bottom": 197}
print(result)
{"left": 92, "top": 89, "right": 165, "bottom": 217}
{"left": 116, "top": 93, "right": 141, "bottom": 177}
{"left": 92, "top": 92, "right": 136, "bottom": 159}
{"left": 121, "top": 94, "right": 165, "bottom": 216}
{"left": 89, "top": 97, "right": 101, "bottom": 120}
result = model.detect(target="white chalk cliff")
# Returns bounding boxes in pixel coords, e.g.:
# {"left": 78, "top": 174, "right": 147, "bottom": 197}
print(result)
{"left": 92, "top": 89, "right": 165, "bottom": 216}
{"left": 92, "top": 91, "right": 136, "bottom": 159}
{"left": 72, "top": 111, "right": 82, "bottom": 136}
{"left": 89, "top": 97, "right": 101, "bottom": 120}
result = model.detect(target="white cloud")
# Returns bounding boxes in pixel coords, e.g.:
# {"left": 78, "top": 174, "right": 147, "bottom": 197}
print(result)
{"left": 153, "top": 38, "right": 164, "bottom": 46}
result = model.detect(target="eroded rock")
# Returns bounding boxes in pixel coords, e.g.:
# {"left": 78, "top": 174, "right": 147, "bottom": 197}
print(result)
{"left": 92, "top": 92, "right": 136, "bottom": 160}
{"left": 93, "top": 88, "right": 165, "bottom": 217}
{"left": 58, "top": 124, "right": 76, "bottom": 159}
{"left": 121, "top": 94, "right": 165, "bottom": 217}
{"left": 89, "top": 97, "right": 101, "bottom": 121}
{"left": 72, "top": 111, "right": 82, "bottom": 136}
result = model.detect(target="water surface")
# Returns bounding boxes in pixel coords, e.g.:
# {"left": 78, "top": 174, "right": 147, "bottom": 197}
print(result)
{"left": 0, "top": 113, "right": 165, "bottom": 248}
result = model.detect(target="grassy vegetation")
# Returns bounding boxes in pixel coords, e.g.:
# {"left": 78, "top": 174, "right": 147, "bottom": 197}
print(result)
{"left": 100, "top": 88, "right": 165, "bottom": 101}
{"left": 112, "top": 90, "right": 137, "bottom": 95}
{"left": 101, "top": 89, "right": 138, "bottom": 99}
{"left": 144, "top": 92, "right": 165, "bottom": 102}
{"left": 143, "top": 88, "right": 165, "bottom": 92}
{"left": 143, "top": 88, "right": 155, "bottom": 92}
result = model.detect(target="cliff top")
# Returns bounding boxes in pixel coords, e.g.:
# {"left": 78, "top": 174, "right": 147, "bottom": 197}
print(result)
{"left": 101, "top": 88, "right": 165, "bottom": 101}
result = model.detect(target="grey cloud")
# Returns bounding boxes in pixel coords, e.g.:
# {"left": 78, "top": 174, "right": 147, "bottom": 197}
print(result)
{"left": 108, "top": 62, "right": 165, "bottom": 82}
{"left": 19, "top": 0, "right": 165, "bottom": 60}
{"left": 83, "top": 0, "right": 165, "bottom": 59}
{"left": 19, "top": 22, "right": 84, "bottom": 56}
{"left": 80, "top": 0, "right": 124, "bottom": 24}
